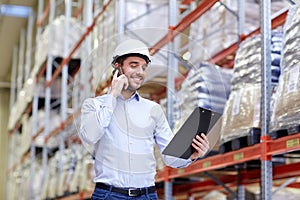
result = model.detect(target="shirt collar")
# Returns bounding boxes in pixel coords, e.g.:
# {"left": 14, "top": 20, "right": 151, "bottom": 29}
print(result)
{"left": 131, "top": 92, "right": 140, "bottom": 101}
{"left": 124, "top": 91, "right": 140, "bottom": 101}
{"left": 107, "top": 87, "right": 140, "bottom": 101}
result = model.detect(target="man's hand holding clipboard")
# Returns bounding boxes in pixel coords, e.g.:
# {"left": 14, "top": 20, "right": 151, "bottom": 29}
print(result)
{"left": 162, "top": 107, "right": 222, "bottom": 160}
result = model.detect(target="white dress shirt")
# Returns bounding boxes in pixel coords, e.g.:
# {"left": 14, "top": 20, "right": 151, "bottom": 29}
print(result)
{"left": 79, "top": 92, "right": 192, "bottom": 188}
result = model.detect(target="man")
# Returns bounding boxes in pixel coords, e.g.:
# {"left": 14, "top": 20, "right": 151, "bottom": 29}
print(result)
{"left": 79, "top": 39, "right": 209, "bottom": 200}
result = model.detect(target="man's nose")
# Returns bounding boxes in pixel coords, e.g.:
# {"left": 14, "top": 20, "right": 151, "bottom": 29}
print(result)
{"left": 136, "top": 65, "right": 144, "bottom": 74}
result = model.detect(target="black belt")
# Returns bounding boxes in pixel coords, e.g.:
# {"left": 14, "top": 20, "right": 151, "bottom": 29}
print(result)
{"left": 95, "top": 182, "right": 156, "bottom": 197}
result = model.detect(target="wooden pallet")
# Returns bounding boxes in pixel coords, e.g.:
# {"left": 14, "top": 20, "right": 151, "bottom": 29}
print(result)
{"left": 219, "top": 128, "right": 261, "bottom": 154}
{"left": 271, "top": 124, "right": 300, "bottom": 140}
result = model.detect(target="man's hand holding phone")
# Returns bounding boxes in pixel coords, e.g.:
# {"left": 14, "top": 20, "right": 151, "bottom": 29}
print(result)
{"left": 109, "top": 67, "right": 128, "bottom": 98}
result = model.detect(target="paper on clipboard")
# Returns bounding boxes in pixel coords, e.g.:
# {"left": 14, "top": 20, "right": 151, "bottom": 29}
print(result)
{"left": 162, "top": 107, "right": 222, "bottom": 159}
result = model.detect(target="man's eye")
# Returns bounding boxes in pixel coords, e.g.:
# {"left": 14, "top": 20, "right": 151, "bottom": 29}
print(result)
{"left": 130, "top": 64, "right": 148, "bottom": 70}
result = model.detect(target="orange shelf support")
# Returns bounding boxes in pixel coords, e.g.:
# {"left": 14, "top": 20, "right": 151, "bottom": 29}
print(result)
{"left": 37, "top": 0, "right": 51, "bottom": 27}
{"left": 158, "top": 162, "right": 300, "bottom": 196}
{"left": 6, "top": 152, "right": 30, "bottom": 175}
{"left": 261, "top": 135, "right": 272, "bottom": 161}
{"left": 268, "top": 132, "right": 300, "bottom": 156}
{"left": 156, "top": 143, "right": 262, "bottom": 181}
{"left": 156, "top": 133, "right": 300, "bottom": 195}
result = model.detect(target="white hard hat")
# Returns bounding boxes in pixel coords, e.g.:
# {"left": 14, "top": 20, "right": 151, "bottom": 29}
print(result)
{"left": 111, "top": 39, "right": 151, "bottom": 66}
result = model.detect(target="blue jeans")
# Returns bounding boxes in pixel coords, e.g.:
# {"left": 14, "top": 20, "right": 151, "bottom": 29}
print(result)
{"left": 91, "top": 187, "right": 158, "bottom": 200}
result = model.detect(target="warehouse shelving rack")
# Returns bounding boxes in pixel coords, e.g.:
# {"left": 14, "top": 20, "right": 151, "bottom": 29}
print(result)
{"left": 6, "top": 0, "right": 104, "bottom": 199}
{"left": 6, "top": 0, "right": 300, "bottom": 200}
{"left": 148, "top": 1, "right": 299, "bottom": 200}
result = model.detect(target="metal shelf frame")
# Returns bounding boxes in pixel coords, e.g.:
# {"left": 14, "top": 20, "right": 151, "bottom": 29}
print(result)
{"left": 156, "top": 132, "right": 300, "bottom": 182}
{"left": 150, "top": 1, "right": 299, "bottom": 200}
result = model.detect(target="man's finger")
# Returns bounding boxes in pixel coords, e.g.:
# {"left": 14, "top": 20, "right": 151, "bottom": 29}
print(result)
{"left": 195, "top": 135, "right": 208, "bottom": 147}
{"left": 113, "top": 69, "right": 119, "bottom": 79}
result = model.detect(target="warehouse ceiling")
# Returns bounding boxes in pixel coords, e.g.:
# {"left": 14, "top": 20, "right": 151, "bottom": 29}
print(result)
{"left": 0, "top": 0, "right": 37, "bottom": 88}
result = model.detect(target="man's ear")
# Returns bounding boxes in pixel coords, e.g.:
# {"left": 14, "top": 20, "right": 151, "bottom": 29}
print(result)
{"left": 112, "top": 63, "right": 118, "bottom": 69}
{"left": 112, "top": 63, "right": 123, "bottom": 76}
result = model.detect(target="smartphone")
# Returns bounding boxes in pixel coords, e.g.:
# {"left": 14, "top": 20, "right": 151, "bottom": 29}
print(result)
{"left": 112, "top": 66, "right": 123, "bottom": 77}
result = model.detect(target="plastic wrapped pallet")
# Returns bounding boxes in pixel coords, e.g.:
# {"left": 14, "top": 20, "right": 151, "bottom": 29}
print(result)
{"left": 37, "top": 77, "right": 62, "bottom": 99}
{"left": 159, "top": 63, "right": 232, "bottom": 153}
{"left": 162, "top": 62, "right": 233, "bottom": 137}
{"left": 63, "top": 147, "right": 79, "bottom": 194}
{"left": 31, "top": 162, "right": 43, "bottom": 200}
{"left": 202, "top": 190, "right": 226, "bottom": 200}
{"left": 46, "top": 157, "right": 58, "bottom": 198}
{"left": 220, "top": 30, "right": 283, "bottom": 146}
{"left": 56, "top": 151, "right": 70, "bottom": 197}
{"left": 221, "top": 84, "right": 261, "bottom": 144}
{"left": 79, "top": 153, "right": 95, "bottom": 192}
{"left": 34, "top": 110, "right": 61, "bottom": 149}
{"left": 271, "top": 1, "right": 300, "bottom": 133}
{"left": 179, "top": 62, "right": 232, "bottom": 114}
{"left": 68, "top": 154, "right": 82, "bottom": 193}
{"left": 8, "top": 78, "right": 34, "bottom": 131}
{"left": 20, "top": 114, "right": 32, "bottom": 155}
{"left": 20, "top": 160, "right": 31, "bottom": 200}
{"left": 69, "top": 148, "right": 89, "bottom": 193}
{"left": 35, "top": 15, "right": 84, "bottom": 69}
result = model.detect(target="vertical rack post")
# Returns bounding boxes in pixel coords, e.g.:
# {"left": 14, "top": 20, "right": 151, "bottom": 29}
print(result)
{"left": 57, "top": 0, "right": 72, "bottom": 188}
{"left": 28, "top": 1, "right": 43, "bottom": 197}
{"left": 7, "top": 45, "right": 17, "bottom": 199}
{"left": 260, "top": 0, "right": 272, "bottom": 199}
{"left": 25, "top": 12, "right": 36, "bottom": 197}
{"left": 25, "top": 11, "right": 34, "bottom": 81}
{"left": 236, "top": 1, "right": 246, "bottom": 198}
{"left": 17, "top": 30, "right": 26, "bottom": 95}
{"left": 237, "top": 0, "right": 245, "bottom": 44}
{"left": 15, "top": 29, "right": 25, "bottom": 196}
{"left": 166, "top": 0, "right": 177, "bottom": 130}
{"left": 29, "top": 83, "right": 39, "bottom": 199}
{"left": 81, "top": 0, "right": 93, "bottom": 101}
{"left": 9, "top": 47, "right": 18, "bottom": 112}
{"left": 117, "top": 0, "right": 125, "bottom": 43}
{"left": 42, "top": 0, "right": 56, "bottom": 189}
{"left": 165, "top": 0, "right": 178, "bottom": 199}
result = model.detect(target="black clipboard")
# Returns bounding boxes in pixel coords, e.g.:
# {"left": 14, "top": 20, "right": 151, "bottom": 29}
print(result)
{"left": 162, "top": 107, "right": 222, "bottom": 159}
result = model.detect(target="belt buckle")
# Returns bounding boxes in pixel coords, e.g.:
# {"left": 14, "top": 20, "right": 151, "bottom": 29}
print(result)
{"left": 128, "top": 188, "right": 139, "bottom": 197}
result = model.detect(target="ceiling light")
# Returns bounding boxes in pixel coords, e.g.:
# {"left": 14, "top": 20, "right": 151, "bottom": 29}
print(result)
{"left": 0, "top": 4, "right": 32, "bottom": 18}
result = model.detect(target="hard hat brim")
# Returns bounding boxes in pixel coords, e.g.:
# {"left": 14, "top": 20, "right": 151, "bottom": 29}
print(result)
{"left": 111, "top": 53, "right": 151, "bottom": 66}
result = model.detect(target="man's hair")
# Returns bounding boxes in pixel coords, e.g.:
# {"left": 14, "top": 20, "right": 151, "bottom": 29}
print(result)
{"left": 115, "top": 56, "right": 126, "bottom": 66}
